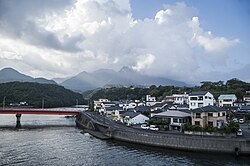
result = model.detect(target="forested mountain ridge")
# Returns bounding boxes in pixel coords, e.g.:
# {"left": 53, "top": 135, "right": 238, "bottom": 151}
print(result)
{"left": 0, "top": 67, "right": 56, "bottom": 84}
{"left": 0, "top": 82, "right": 84, "bottom": 108}
{"left": 86, "top": 78, "right": 250, "bottom": 102}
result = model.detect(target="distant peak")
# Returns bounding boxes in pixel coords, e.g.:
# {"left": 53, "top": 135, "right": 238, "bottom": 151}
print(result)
{"left": 0, "top": 67, "right": 19, "bottom": 73}
{"left": 93, "top": 68, "right": 116, "bottom": 74}
{"left": 119, "top": 66, "right": 135, "bottom": 73}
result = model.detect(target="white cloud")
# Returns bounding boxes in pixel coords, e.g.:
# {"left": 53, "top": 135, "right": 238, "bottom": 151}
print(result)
{"left": 196, "top": 34, "right": 239, "bottom": 53}
{"left": 0, "top": 0, "right": 240, "bottom": 82}
{"left": 132, "top": 54, "right": 155, "bottom": 72}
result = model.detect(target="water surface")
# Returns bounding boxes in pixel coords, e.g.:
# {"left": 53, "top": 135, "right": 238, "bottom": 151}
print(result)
{"left": 0, "top": 114, "right": 249, "bottom": 165}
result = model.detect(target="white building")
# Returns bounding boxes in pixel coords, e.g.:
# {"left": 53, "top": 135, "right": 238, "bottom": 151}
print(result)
{"left": 218, "top": 94, "right": 237, "bottom": 107}
{"left": 146, "top": 95, "right": 157, "bottom": 106}
{"left": 243, "top": 96, "right": 250, "bottom": 103}
{"left": 188, "top": 91, "right": 214, "bottom": 110}
{"left": 173, "top": 93, "right": 189, "bottom": 105}
{"left": 122, "top": 111, "right": 149, "bottom": 125}
{"left": 152, "top": 111, "right": 191, "bottom": 131}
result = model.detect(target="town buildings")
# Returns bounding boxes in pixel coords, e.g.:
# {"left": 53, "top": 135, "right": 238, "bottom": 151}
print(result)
{"left": 191, "top": 105, "right": 227, "bottom": 128}
{"left": 93, "top": 90, "right": 240, "bottom": 131}
{"left": 188, "top": 91, "right": 214, "bottom": 110}
{"left": 218, "top": 94, "right": 237, "bottom": 107}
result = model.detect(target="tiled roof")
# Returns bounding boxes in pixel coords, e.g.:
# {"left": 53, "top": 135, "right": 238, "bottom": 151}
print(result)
{"left": 105, "top": 106, "right": 123, "bottom": 111}
{"left": 153, "top": 110, "right": 191, "bottom": 118}
{"left": 191, "top": 105, "right": 225, "bottom": 113}
{"left": 122, "top": 111, "right": 141, "bottom": 118}
{"left": 189, "top": 91, "right": 209, "bottom": 96}
{"left": 134, "top": 106, "right": 150, "bottom": 113}
{"left": 218, "top": 94, "right": 237, "bottom": 100}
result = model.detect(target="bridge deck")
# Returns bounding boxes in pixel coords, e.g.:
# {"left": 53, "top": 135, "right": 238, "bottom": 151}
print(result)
{"left": 0, "top": 108, "right": 81, "bottom": 115}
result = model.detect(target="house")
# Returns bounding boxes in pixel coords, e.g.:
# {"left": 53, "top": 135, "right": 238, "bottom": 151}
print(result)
{"left": 150, "top": 102, "right": 169, "bottom": 112}
{"left": 134, "top": 100, "right": 145, "bottom": 106}
{"left": 152, "top": 110, "right": 191, "bottom": 131}
{"left": 146, "top": 95, "right": 157, "bottom": 106}
{"left": 191, "top": 105, "right": 227, "bottom": 128}
{"left": 173, "top": 93, "right": 189, "bottom": 105}
{"left": 134, "top": 105, "right": 151, "bottom": 114}
{"left": 163, "top": 96, "right": 175, "bottom": 103}
{"left": 239, "top": 105, "right": 250, "bottom": 113}
{"left": 218, "top": 94, "right": 237, "bottom": 107}
{"left": 101, "top": 101, "right": 116, "bottom": 108}
{"left": 101, "top": 106, "right": 123, "bottom": 117}
{"left": 150, "top": 108, "right": 164, "bottom": 117}
{"left": 233, "top": 102, "right": 246, "bottom": 108}
{"left": 188, "top": 91, "right": 214, "bottom": 110}
{"left": 94, "top": 99, "right": 110, "bottom": 111}
{"left": 119, "top": 101, "right": 137, "bottom": 110}
{"left": 243, "top": 96, "right": 250, "bottom": 103}
{"left": 122, "top": 111, "right": 149, "bottom": 125}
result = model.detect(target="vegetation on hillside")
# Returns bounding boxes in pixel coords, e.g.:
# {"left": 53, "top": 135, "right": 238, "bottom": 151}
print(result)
{"left": 0, "top": 82, "right": 84, "bottom": 108}
{"left": 86, "top": 78, "right": 250, "bottom": 102}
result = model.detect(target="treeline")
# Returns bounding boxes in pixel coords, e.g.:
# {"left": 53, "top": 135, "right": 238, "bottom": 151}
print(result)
{"left": 86, "top": 78, "right": 250, "bottom": 102}
{"left": 0, "top": 82, "right": 84, "bottom": 108}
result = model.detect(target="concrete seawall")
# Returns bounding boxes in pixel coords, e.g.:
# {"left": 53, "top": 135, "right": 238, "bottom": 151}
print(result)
{"left": 76, "top": 112, "right": 250, "bottom": 155}
{"left": 112, "top": 129, "right": 250, "bottom": 155}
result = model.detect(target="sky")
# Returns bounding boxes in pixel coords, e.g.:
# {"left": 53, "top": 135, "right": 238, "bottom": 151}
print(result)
{"left": 0, "top": 0, "right": 249, "bottom": 84}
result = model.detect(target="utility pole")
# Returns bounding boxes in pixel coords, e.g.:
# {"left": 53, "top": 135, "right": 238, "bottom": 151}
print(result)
{"left": 76, "top": 99, "right": 78, "bottom": 106}
{"left": 42, "top": 98, "right": 44, "bottom": 109}
{"left": 3, "top": 96, "right": 6, "bottom": 110}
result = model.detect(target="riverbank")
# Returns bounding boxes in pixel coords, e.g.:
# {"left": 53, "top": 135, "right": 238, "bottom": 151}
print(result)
{"left": 76, "top": 112, "right": 250, "bottom": 156}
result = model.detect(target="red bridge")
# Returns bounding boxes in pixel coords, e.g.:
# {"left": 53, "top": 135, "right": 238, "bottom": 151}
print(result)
{"left": 0, "top": 107, "right": 82, "bottom": 128}
{"left": 0, "top": 107, "right": 81, "bottom": 115}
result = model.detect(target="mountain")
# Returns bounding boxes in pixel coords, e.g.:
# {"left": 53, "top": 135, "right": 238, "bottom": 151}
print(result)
{"left": 53, "top": 77, "right": 71, "bottom": 84}
{"left": 61, "top": 66, "right": 188, "bottom": 92}
{"left": 0, "top": 67, "right": 56, "bottom": 84}
{"left": 0, "top": 82, "right": 83, "bottom": 108}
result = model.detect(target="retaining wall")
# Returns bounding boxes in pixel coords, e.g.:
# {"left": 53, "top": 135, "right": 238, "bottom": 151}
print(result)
{"left": 76, "top": 112, "right": 250, "bottom": 155}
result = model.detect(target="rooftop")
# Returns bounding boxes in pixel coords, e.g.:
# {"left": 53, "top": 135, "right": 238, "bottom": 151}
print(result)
{"left": 218, "top": 94, "right": 237, "bottom": 100}
{"left": 191, "top": 105, "right": 226, "bottom": 113}
{"left": 122, "top": 111, "right": 141, "bottom": 118}
{"left": 189, "top": 91, "right": 209, "bottom": 96}
{"left": 153, "top": 110, "right": 191, "bottom": 118}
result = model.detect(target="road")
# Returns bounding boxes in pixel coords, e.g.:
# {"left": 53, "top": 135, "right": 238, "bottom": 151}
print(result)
{"left": 240, "top": 124, "right": 250, "bottom": 139}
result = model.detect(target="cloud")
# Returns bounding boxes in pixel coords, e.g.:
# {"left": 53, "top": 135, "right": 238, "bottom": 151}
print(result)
{"left": 132, "top": 54, "right": 155, "bottom": 72}
{"left": 0, "top": 0, "right": 240, "bottom": 82}
{"left": 196, "top": 33, "right": 239, "bottom": 53}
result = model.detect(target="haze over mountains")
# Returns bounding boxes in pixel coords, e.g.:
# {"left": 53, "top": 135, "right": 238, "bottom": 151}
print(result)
{"left": 0, "top": 67, "right": 188, "bottom": 92}
{"left": 60, "top": 66, "right": 188, "bottom": 92}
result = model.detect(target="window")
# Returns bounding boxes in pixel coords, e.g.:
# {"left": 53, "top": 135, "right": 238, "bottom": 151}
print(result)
{"left": 224, "top": 99, "right": 232, "bottom": 102}
{"left": 208, "top": 113, "right": 213, "bottom": 117}
{"left": 191, "top": 102, "right": 196, "bottom": 106}
{"left": 190, "top": 97, "right": 197, "bottom": 100}
{"left": 195, "top": 121, "right": 200, "bottom": 125}
{"left": 218, "top": 113, "right": 220, "bottom": 117}
{"left": 208, "top": 121, "right": 213, "bottom": 126}
{"left": 198, "top": 103, "right": 203, "bottom": 107}
{"left": 222, "top": 112, "right": 226, "bottom": 116}
{"left": 198, "top": 96, "right": 203, "bottom": 101}
{"left": 196, "top": 113, "right": 201, "bottom": 118}
{"left": 173, "top": 118, "right": 178, "bottom": 123}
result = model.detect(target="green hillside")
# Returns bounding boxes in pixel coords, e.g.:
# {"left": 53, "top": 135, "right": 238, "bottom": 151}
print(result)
{"left": 0, "top": 82, "right": 84, "bottom": 108}
{"left": 87, "top": 78, "right": 250, "bottom": 102}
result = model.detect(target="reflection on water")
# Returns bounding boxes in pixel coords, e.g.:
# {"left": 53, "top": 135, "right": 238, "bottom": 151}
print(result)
{"left": 0, "top": 114, "right": 249, "bottom": 165}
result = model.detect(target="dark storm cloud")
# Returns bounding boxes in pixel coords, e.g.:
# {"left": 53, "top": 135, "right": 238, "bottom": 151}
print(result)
{"left": 0, "top": 0, "right": 83, "bottom": 52}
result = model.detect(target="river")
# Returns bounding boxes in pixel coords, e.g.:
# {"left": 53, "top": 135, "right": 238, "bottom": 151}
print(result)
{"left": 0, "top": 114, "right": 249, "bottom": 166}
